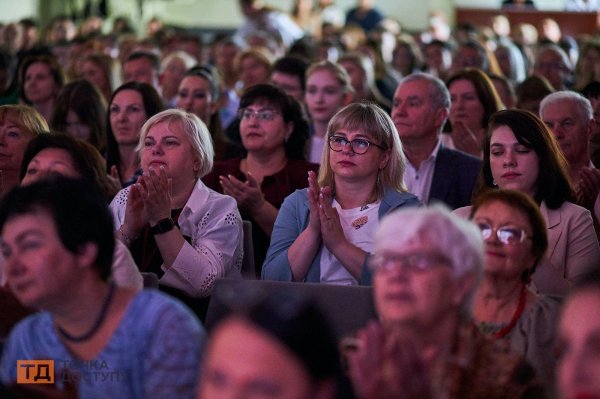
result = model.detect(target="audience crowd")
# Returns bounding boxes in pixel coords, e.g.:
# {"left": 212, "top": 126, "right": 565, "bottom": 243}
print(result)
{"left": 0, "top": 0, "right": 599, "bottom": 397}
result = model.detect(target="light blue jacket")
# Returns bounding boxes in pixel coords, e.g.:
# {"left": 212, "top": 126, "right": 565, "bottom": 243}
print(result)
{"left": 261, "top": 187, "right": 421, "bottom": 284}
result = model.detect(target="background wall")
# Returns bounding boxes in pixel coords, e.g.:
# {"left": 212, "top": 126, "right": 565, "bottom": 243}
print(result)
{"left": 0, "top": 0, "right": 569, "bottom": 34}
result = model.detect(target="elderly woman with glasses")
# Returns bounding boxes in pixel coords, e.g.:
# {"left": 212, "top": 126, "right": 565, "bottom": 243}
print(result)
{"left": 347, "top": 205, "right": 544, "bottom": 399}
{"left": 470, "top": 189, "right": 560, "bottom": 394}
{"left": 262, "top": 102, "right": 420, "bottom": 285}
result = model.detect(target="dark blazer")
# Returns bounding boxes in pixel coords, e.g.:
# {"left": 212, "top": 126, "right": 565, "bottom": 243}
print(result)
{"left": 428, "top": 146, "right": 482, "bottom": 209}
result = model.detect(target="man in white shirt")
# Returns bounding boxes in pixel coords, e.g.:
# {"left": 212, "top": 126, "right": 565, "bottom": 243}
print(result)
{"left": 540, "top": 91, "right": 600, "bottom": 237}
{"left": 391, "top": 72, "right": 481, "bottom": 209}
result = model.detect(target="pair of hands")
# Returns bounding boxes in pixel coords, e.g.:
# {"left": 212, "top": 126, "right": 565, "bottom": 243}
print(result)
{"left": 219, "top": 172, "right": 265, "bottom": 215}
{"left": 345, "top": 321, "right": 433, "bottom": 399}
{"left": 576, "top": 167, "right": 600, "bottom": 211}
{"left": 306, "top": 170, "right": 346, "bottom": 252}
{"left": 123, "top": 166, "right": 172, "bottom": 238}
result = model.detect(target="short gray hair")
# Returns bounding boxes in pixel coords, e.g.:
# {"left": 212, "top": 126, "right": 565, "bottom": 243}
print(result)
{"left": 539, "top": 90, "right": 593, "bottom": 122}
{"left": 374, "top": 205, "right": 483, "bottom": 313}
{"left": 137, "top": 109, "right": 214, "bottom": 178}
{"left": 399, "top": 72, "right": 450, "bottom": 112}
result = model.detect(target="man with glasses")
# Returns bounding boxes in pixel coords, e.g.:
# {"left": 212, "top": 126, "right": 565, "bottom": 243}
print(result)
{"left": 391, "top": 72, "right": 482, "bottom": 209}
{"left": 346, "top": 206, "right": 544, "bottom": 398}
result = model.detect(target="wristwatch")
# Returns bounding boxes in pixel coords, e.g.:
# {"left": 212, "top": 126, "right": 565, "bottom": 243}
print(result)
{"left": 150, "top": 218, "right": 176, "bottom": 235}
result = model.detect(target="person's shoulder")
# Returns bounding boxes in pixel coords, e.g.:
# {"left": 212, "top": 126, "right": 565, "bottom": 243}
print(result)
{"left": 4, "top": 312, "right": 55, "bottom": 354}
{"left": 439, "top": 146, "right": 482, "bottom": 166}
{"left": 382, "top": 188, "right": 421, "bottom": 207}
{"left": 549, "top": 201, "right": 593, "bottom": 221}
{"left": 110, "top": 187, "right": 132, "bottom": 208}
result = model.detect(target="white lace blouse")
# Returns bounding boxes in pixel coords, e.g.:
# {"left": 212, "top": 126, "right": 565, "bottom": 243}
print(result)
{"left": 110, "top": 179, "right": 243, "bottom": 297}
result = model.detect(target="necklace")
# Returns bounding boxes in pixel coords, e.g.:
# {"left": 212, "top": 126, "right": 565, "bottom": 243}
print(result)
{"left": 492, "top": 284, "right": 527, "bottom": 340}
{"left": 57, "top": 283, "right": 116, "bottom": 343}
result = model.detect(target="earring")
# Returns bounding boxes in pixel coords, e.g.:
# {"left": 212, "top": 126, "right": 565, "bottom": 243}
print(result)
{"left": 492, "top": 180, "right": 497, "bottom": 187}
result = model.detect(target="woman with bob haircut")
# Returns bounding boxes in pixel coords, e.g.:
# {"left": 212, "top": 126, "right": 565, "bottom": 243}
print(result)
{"left": 110, "top": 109, "right": 243, "bottom": 314}
{"left": 50, "top": 79, "right": 107, "bottom": 153}
{"left": 203, "top": 84, "right": 317, "bottom": 274}
{"left": 262, "top": 102, "right": 420, "bottom": 284}
{"left": 456, "top": 109, "right": 600, "bottom": 296}
{"left": 470, "top": 189, "right": 560, "bottom": 392}
{"left": 443, "top": 67, "right": 505, "bottom": 157}
{"left": 0, "top": 104, "right": 48, "bottom": 197}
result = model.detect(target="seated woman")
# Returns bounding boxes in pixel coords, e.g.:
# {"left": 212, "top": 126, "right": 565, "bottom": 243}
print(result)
{"left": 19, "top": 133, "right": 142, "bottom": 289}
{"left": 176, "top": 66, "right": 241, "bottom": 160}
{"left": 455, "top": 109, "right": 600, "bottom": 296}
{"left": 77, "top": 52, "right": 115, "bottom": 102}
{"left": 105, "top": 82, "right": 163, "bottom": 187}
{"left": 347, "top": 206, "right": 543, "bottom": 398}
{"left": 0, "top": 178, "right": 204, "bottom": 398}
{"left": 556, "top": 271, "right": 600, "bottom": 399}
{"left": 338, "top": 52, "right": 391, "bottom": 112}
{"left": 443, "top": 68, "right": 504, "bottom": 157}
{"left": 50, "top": 79, "right": 108, "bottom": 154}
{"left": 0, "top": 105, "right": 48, "bottom": 197}
{"left": 471, "top": 189, "right": 560, "bottom": 393}
{"left": 18, "top": 54, "right": 65, "bottom": 122}
{"left": 304, "top": 60, "right": 354, "bottom": 163}
{"left": 203, "top": 84, "right": 318, "bottom": 273}
{"left": 110, "top": 109, "right": 243, "bottom": 318}
{"left": 262, "top": 102, "right": 420, "bottom": 284}
{"left": 198, "top": 291, "right": 344, "bottom": 399}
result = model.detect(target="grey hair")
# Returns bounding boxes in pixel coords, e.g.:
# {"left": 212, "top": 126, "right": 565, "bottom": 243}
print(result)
{"left": 399, "top": 72, "right": 450, "bottom": 112}
{"left": 539, "top": 90, "right": 593, "bottom": 121}
{"left": 137, "top": 108, "right": 214, "bottom": 178}
{"left": 374, "top": 204, "right": 484, "bottom": 313}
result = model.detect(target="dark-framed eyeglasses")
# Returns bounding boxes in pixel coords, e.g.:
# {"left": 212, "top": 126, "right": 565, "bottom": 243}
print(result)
{"left": 368, "top": 252, "right": 452, "bottom": 273}
{"left": 328, "top": 135, "right": 387, "bottom": 155}
{"left": 238, "top": 108, "right": 280, "bottom": 121}
{"left": 477, "top": 223, "right": 531, "bottom": 245}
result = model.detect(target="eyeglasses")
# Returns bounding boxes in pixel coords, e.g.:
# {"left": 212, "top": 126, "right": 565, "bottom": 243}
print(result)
{"left": 369, "top": 252, "right": 451, "bottom": 273}
{"left": 328, "top": 135, "right": 386, "bottom": 155}
{"left": 238, "top": 108, "right": 280, "bottom": 121}
{"left": 477, "top": 223, "right": 531, "bottom": 245}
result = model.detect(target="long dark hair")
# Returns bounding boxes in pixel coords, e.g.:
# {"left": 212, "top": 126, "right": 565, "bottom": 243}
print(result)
{"left": 476, "top": 109, "right": 574, "bottom": 209}
{"left": 105, "top": 81, "right": 163, "bottom": 175}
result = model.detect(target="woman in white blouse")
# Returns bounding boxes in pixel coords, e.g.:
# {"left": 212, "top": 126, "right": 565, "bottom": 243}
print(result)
{"left": 110, "top": 109, "right": 243, "bottom": 317}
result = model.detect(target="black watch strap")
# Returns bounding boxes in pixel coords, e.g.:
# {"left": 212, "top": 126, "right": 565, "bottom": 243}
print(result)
{"left": 150, "top": 218, "right": 176, "bottom": 235}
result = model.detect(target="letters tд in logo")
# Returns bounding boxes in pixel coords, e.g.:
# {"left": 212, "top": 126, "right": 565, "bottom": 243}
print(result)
{"left": 17, "top": 360, "right": 55, "bottom": 384}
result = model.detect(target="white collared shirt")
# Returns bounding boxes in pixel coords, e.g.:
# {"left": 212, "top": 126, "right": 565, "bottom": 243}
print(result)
{"left": 404, "top": 140, "right": 442, "bottom": 204}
